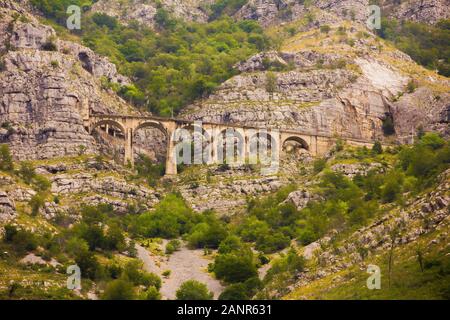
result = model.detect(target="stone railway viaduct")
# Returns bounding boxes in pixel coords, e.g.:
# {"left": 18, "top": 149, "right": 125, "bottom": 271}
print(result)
{"left": 86, "top": 114, "right": 377, "bottom": 175}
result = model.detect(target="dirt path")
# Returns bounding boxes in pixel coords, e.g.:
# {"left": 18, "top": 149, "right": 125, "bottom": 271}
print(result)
{"left": 136, "top": 242, "right": 224, "bottom": 300}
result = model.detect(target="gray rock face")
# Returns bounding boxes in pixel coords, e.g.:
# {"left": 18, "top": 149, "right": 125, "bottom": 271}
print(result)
{"left": 234, "top": 0, "right": 449, "bottom": 27}
{"left": 51, "top": 173, "right": 156, "bottom": 199}
{"left": 285, "top": 189, "right": 319, "bottom": 210}
{"left": 391, "top": 87, "right": 450, "bottom": 143}
{"left": 179, "top": 171, "right": 283, "bottom": 214}
{"left": 385, "top": 0, "right": 450, "bottom": 24}
{"left": 330, "top": 162, "right": 386, "bottom": 178}
{"left": 0, "top": 5, "right": 133, "bottom": 161}
{"left": 236, "top": 51, "right": 289, "bottom": 73}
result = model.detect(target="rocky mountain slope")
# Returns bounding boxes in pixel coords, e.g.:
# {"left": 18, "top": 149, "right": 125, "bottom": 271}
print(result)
{"left": 0, "top": 0, "right": 448, "bottom": 301}
{"left": 91, "top": 0, "right": 214, "bottom": 28}
{"left": 0, "top": 1, "right": 136, "bottom": 160}
{"left": 90, "top": 0, "right": 450, "bottom": 28}
{"left": 282, "top": 168, "right": 450, "bottom": 299}
{"left": 234, "top": 0, "right": 449, "bottom": 27}
{"left": 182, "top": 20, "right": 449, "bottom": 143}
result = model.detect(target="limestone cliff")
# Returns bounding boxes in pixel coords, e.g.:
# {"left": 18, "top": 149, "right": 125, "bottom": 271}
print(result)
{"left": 0, "top": 3, "right": 135, "bottom": 160}
{"left": 233, "top": 0, "right": 449, "bottom": 27}
{"left": 91, "top": 0, "right": 214, "bottom": 28}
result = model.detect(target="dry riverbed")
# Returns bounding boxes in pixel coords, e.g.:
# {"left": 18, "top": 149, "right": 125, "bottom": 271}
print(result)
{"left": 136, "top": 241, "right": 224, "bottom": 300}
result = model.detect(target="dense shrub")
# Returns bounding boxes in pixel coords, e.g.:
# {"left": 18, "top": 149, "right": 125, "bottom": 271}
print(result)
{"left": 3, "top": 225, "right": 38, "bottom": 253}
{"left": 75, "top": 250, "right": 103, "bottom": 280}
{"left": 176, "top": 280, "right": 213, "bottom": 300}
{"left": 165, "top": 239, "right": 181, "bottom": 254}
{"left": 102, "top": 279, "right": 136, "bottom": 300}
{"left": 132, "top": 194, "right": 195, "bottom": 238}
{"left": 213, "top": 250, "right": 257, "bottom": 283}
{"left": 210, "top": 0, "right": 249, "bottom": 20}
{"left": 372, "top": 141, "right": 383, "bottom": 155}
{"left": 135, "top": 155, "right": 165, "bottom": 186}
{"left": 218, "top": 235, "right": 244, "bottom": 254}
{"left": 18, "top": 161, "right": 36, "bottom": 184}
{"left": 219, "top": 283, "right": 249, "bottom": 300}
{"left": 144, "top": 286, "right": 161, "bottom": 300}
{"left": 186, "top": 219, "right": 228, "bottom": 249}
{"left": 378, "top": 18, "right": 450, "bottom": 77}
{"left": 264, "top": 249, "right": 305, "bottom": 283}
{"left": 29, "top": 193, "right": 46, "bottom": 216}
{"left": 122, "top": 260, "right": 161, "bottom": 289}
{"left": 0, "top": 144, "right": 13, "bottom": 171}
{"left": 313, "top": 158, "right": 327, "bottom": 173}
{"left": 255, "top": 232, "right": 290, "bottom": 254}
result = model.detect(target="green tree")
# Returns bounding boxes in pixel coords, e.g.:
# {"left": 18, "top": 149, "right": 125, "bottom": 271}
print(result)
{"left": 33, "top": 175, "right": 51, "bottom": 192}
{"left": 102, "top": 279, "right": 136, "bottom": 300}
{"left": 313, "top": 158, "right": 327, "bottom": 174}
{"left": 19, "top": 161, "right": 36, "bottom": 184}
{"left": 29, "top": 193, "right": 45, "bottom": 216}
{"left": 372, "top": 141, "right": 383, "bottom": 155}
{"left": 176, "top": 280, "right": 213, "bottom": 300}
{"left": 144, "top": 286, "right": 161, "bottom": 300}
{"left": 382, "top": 116, "right": 396, "bottom": 136}
{"left": 420, "top": 133, "right": 445, "bottom": 150}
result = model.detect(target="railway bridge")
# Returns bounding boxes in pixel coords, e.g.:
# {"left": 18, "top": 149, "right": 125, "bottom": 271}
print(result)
{"left": 86, "top": 114, "right": 376, "bottom": 175}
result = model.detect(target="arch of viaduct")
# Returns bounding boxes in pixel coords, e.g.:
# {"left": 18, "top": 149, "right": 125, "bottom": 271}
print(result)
{"left": 86, "top": 114, "right": 377, "bottom": 175}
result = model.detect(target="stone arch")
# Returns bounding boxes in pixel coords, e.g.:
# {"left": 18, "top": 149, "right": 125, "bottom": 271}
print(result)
{"left": 133, "top": 121, "right": 169, "bottom": 164}
{"left": 178, "top": 124, "right": 212, "bottom": 164}
{"left": 90, "top": 119, "right": 127, "bottom": 164}
{"left": 134, "top": 121, "right": 168, "bottom": 139}
{"left": 90, "top": 119, "right": 126, "bottom": 137}
{"left": 282, "top": 135, "right": 310, "bottom": 154}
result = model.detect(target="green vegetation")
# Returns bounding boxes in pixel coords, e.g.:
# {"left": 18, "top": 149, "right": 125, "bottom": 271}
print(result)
{"left": 134, "top": 155, "right": 165, "bottom": 187}
{"left": 287, "top": 229, "right": 450, "bottom": 300}
{"left": 378, "top": 18, "right": 450, "bottom": 77}
{"left": 176, "top": 280, "right": 213, "bottom": 300}
{"left": 0, "top": 144, "right": 13, "bottom": 171}
{"left": 102, "top": 279, "right": 136, "bottom": 300}
{"left": 130, "top": 193, "right": 196, "bottom": 238}
{"left": 32, "top": 1, "right": 269, "bottom": 116}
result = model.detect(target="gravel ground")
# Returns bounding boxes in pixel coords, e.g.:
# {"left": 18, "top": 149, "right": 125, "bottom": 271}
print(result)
{"left": 136, "top": 242, "right": 224, "bottom": 300}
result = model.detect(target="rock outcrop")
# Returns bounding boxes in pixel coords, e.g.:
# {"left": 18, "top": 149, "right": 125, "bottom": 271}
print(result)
{"left": 91, "top": 0, "right": 214, "bottom": 29}
{"left": 183, "top": 55, "right": 401, "bottom": 142}
{"left": 391, "top": 87, "right": 450, "bottom": 143}
{"left": 0, "top": 4, "right": 134, "bottom": 160}
{"left": 233, "top": 0, "right": 449, "bottom": 27}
